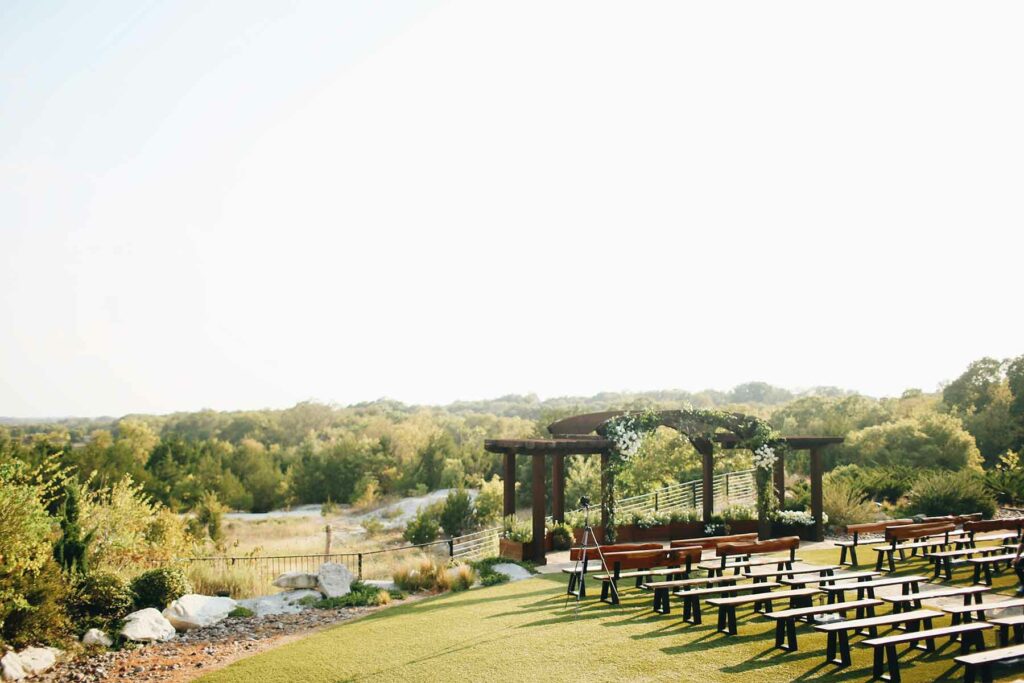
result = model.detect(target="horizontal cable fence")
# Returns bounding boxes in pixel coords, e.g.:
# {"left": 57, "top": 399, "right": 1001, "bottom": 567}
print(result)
{"left": 615, "top": 468, "right": 755, "bottom": 516}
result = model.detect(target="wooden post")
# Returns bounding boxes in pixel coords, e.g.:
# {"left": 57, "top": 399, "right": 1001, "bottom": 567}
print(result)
{"left": 503, "top": 452, "right": 516, "bottom": 518}
{"left": 701, "top": 450, "right": 714, "bottom": 523}
{"left": 324, "top": 524, "right": 332, "bottom": 558}
{"left": 552, "top": 453, "right": 565, "bottom": 523}
{"left": 810, "top": 447, "right": 824, "bottom": 542}
{"left": 600, "top": 451, "right": 610, "bottom": 536}
{"left": 774, "top": 452, "right": 786, "bottom": 508}
{"left": 531, "top": 453, "right": 547, "bottom": 565}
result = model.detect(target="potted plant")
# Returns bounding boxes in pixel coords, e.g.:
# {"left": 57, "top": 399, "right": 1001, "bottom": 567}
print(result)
{"left": 718, "top": 505, "right": 759, "bottom": 535}
{"left": 566, "top": 510, "right": 605, "bottom": 544}
{"left": 499, "top": 515, "right": 534, "bottom": 561}
{"left": 546, "top": 521, "right": 574, "bottom": 551}
{"left": 770, "top": 509, "right": 822, "bottom": 541}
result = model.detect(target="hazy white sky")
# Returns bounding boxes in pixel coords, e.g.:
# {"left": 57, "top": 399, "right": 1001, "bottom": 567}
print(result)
{"left": 2, "top": 1, "right": 1022, "bottom": 417}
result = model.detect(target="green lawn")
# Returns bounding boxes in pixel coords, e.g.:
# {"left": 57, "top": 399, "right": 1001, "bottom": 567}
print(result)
{"left": 201, "top": 545, "right": 1024, "bottom": 683}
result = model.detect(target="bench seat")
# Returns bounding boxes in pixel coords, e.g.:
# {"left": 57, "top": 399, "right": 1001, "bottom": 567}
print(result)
{"left": 941, "top": 597, "right": 1024, "bottom": 627}
{"left": 989, "top": 615, "right": 1024, "bottom": 646}
{"left": 813, "top": 608, "right": 943, "bottom": 667}
{"left": 643, "top": 575, "right": 742, "bottom": 614}
{"left": 927, "top": 546, "right": 1009, "bottom": 581}
{"left": 863, "top": 622, "right": 991, "bottom": 683}
{"left": 781, "top": 570, "right": 878, "bottom": 587}
{"left": 697, "top": 556, "right": 794, "bottom": 574}
{"left": 745, "top": 565, "right": 838, "bottom": 582}
{"left": 671, "top": 581, "right": 780, "bottom": 625}
{"left": 821, "top": 575, "right": 926, "bottom": 606}
{"left": 956, "top": 642, "right": 1024, "bottom": 683}
{"left": 765, "top": 598, "right": 882, "bottom": 651}
{"left": 707, "top": 588, "right": 821, "bottom": 635}
{"left": 969, "top": 553, "right": 1017, "bottom": 586}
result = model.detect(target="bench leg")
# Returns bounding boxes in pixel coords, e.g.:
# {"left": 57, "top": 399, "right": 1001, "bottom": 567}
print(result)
{"left": 774, "top": 619, "right": 786, "bottom": 649}
{"left": 826, "top": 631, "right": 837, "bottom": 664}
{"left": 883, "top": 643, "right": 901, "bottom": 683}
{"left": 717, "top": 605, "right": 727, "bottom": 634}
{"left": 786, "top": 618, "right": 797, "bottom": 651}
{"left": 889, "top": 550, "right": 897, "bottom": 573}
{"left": 873, "top": 644, "right": 885, "bottom": 679}
{"left": 876, "top": 551, "right": 885, "bottom": 572}
{"left": 945, "top": 557, "right": 954, "bottom": 581}
{"left": 1014, "top": 623, "right": 1024, "bottom": 644}
{"left": 850, "top": 545, "right": 859, "bottom": 567}
{"left": 840, "top": 545, "right": 848, "bottom": 566}
{"left": 838, "top": 629, "right": 852, "bottom": 667}
{"left": 653, "top": 588, "right": 669, "bottom": 614}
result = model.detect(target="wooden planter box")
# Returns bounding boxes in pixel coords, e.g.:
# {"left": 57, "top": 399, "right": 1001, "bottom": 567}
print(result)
{"left": 572, "top": 526, "right": 606, "bottom": 544}
{"left": 499, "top": 538, "right": 532, "bottom": 561}
{"left": 771, "top": 522, "right": 815, "bottom": 541}
{"left": 727, "top": 520, "right": 760, "bottom": 535}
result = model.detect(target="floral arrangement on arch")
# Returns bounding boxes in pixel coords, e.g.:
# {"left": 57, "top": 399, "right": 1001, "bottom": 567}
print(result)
{"left": 598, "top": 407, "right": 788, "bottom": 533}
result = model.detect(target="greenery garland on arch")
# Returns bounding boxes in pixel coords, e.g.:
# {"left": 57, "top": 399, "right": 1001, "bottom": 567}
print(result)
{"left": 596, "top": 408, "right": 788, "bottom": 540}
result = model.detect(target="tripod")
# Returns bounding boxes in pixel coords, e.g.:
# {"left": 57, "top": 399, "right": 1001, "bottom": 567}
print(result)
{"left": 565, "top": 500, "right": 618, "bottom": 611}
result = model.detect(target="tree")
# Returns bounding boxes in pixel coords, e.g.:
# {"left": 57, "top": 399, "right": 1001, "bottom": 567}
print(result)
{"left": 943, "top": 357, "right": 1007, "bottom": 414}
{"left": 53, "top": 478, "right": 93, "bottom": 574}
{"left": 440, "top": 489, "right": 475, "bottom": 537}
{"left": 836, "top": 414, "right": 982, "bottom": 471}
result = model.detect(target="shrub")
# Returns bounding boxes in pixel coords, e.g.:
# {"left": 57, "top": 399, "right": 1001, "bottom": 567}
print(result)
{"left": 131, "top": 566, "right": 192, "bottom": 609}
{"left": 393, "top": 556, "right": 443, "bottom": 593}
{"left": 361, "top": 517, "right": 385, "bottom": 537}
{"left": 501, "top": 515, "right": 532, "bottom": 543}
{"left": 228, "top": 606, "right": 254, "bottom": 618}
{"left": 0, "top": 463, "right": 57, "bottom": 629}
{"left": 432, "top": 564, "right": 452, "bottom": 592}
{"left": 73, "top": 572, "right": 134, "bottom": 628}
{"left": 54, "top": 478, "right": 94, "bottom": 574}
{"left": 302, "top": 581, "right": 398, "bottom": 608}
{"left": 860, "top": 466, "right": 920, "bottom": 503}
{"left": 440, "top": 489, "right": 476, "bottom": 537}
{"left": 194, "top": 491, "right": 226, "bottom": 543}
{"left": 719, "top": 505, "right": 755, "bottom": 521}
{"left": 470, "top": 557, "right": 533, "bottom": 587}
{"left": 474, "top": 475, "right": 504, "bottom": 527}
{"left": 984, "top": 467, "right": 1024, "bottom": 505}
{"left": 821, "top": 478, "right": 877, "bottom": 530}
{"left": 450, "top": 564, "right": 476, "bottom": 591}
{"left": 187, "top": 562, "right": 261, "bottom": 599}
{"left": 547, "top": 522, "right": 573, "bottom": 550}
{"left": 904, "top": 470, "right": 997, "bottom": 519}
{"left": 0, "top": 560, "right": 72, "bottom": 649}
{"left": 403, "top": 508, "right": 440, "bottom": 545}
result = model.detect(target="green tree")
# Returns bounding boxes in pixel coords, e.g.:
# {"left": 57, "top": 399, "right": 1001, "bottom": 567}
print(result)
{"left": 440, "top": 489, "right": 476, "bottom": 537}
{"left": 836, "top": 413, "right": 982, "bottom": 471}
{"left": 53, "top": 478, "right": 93, "bottom": 574}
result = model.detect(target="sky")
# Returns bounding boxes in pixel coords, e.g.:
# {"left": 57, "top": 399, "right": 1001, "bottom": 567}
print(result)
{"left": 2, "top": 1, "right": 1022, "bottom": 418}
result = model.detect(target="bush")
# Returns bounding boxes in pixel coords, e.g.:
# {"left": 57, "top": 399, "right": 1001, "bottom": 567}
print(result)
{"left": 440, "top": 489, "right": 476, "bottom": 537}
{"left": 470, "top": 557, "right": 533, "bottom": 587}
{"left": 301, "top": 581, "right": 399, "bottom": 608}
{"left": 194, "top": 491, "right": 226, "bottom": 543}
{"left": 822, "top": 478, "right": 877, "bottom": 530}
{"left": 474, "top": 475, "right": 504, "bottom": 527}
{"left": 186, "top": 562, "right": 261, "bottom": 599}
{"left": 719, "top": 505, "right": 755, "bottom": 521}
{"left": 73, "top": 572, "right": 134, "bottom": 628}
{"left": 904, "top": 470, "right": 997, "bottom": 519}
{"left": 860, "top": 466, "right": 920, "bottom": 503}
{"left": 984, "top": 467, "right": 1024, "bottom": 505}
{"left": 403, "top": 508, "right": 440, "bottom": 545}
{"left": 131, "top": 566, "right": 192, "bottom": 609}
{"left": 547, "top": 522, "right": 573, "bottom": 550}
{"left": 0, "top": 560, "right": 72, "bottom": 649}
{"left": 450, "top": 564, "right": 476, "bottom": 591}
{"left": 501, "top": 515, "right": 532, "bottom": 543}
{"left": 361, "top": 517, "right": 385, "bottom": 537}
{"left": 54, "top": 478, "right": 93, "bottom": 574}
{"left": 393, "top": 557, "right": 443, "bottom": 593}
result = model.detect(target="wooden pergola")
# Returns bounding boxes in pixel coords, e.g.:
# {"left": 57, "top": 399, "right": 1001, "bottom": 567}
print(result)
{"left": 484, "top": 411, "right": 843, "bottom": 564}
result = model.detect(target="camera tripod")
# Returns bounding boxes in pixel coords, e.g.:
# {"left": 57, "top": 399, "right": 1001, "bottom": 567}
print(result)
{"left": 565, "top": 498, "right": 618, "bottom": 612}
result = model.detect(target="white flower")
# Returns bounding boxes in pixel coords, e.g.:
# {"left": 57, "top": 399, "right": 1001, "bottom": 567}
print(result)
{"left": 753, "top": 444, "right": 777, "bottom": 471}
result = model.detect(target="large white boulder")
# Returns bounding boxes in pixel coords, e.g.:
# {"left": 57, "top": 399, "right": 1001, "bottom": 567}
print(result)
{"left": 272, "top": 572, "right": 318, "bottom": 590}
{"left": 162, "top": 594, "right": 237, "bottom": 631}
{"left": 1, "top": 652, "right": 26, "bottom": 682}
{"left": 238, "top": 589, "right": 320, "bottom": 617}
{"left": 316, "top": 563, "right": 352, "bottom": 598}
{"left": 492, "top": 563, "right": 532, "bottom": 582}
{"left": 81, "top": 629, "right": 113, "bottom": 647}
{"left": 120, "top": 608, "right": 176, "bottom": 643}
{"left": 14, "top": 648, "right": 59, "bottom": 677}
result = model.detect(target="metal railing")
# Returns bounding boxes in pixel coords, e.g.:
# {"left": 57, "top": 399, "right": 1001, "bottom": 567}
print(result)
{"left": 449, "top": 468, "right": 756, "bottom": 561}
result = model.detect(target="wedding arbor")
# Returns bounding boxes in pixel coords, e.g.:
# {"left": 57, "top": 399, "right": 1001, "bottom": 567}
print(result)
{"left": 484, "top": 409, "right": 843, "bottom": 564}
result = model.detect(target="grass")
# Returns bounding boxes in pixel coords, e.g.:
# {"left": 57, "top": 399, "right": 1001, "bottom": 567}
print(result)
{"left": 199, "top": 543, "right": 1024, "bottom": 683}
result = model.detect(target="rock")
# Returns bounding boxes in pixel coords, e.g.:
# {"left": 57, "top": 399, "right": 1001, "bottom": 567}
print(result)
{"left": 16, "top": 648, "right": 60, "bottom": 676}
{"left": 271, "top": 572, "right": 318, "bottom": 590}
{"left": 162, "top": 595, "right": 237, "bottom": 631}
{"left": 316, "top": 563, "right": 352, "bottom": 598}
{"left": 120, "top": 608, "right": 176, "bottom": 643}
{"left": 1, "top": 652, "right": 26, "bottom": 682}
{"left": 363, "top": 579, "right": 397, "bottom": 592}
{"left": 237, "top": 589, "right": 320, "bottom": 617}
{"left": 81, "top": 629, "right": 113, "bottom": 647}
{"left": 491, "top": 563, "right": 532, "bottom": 581}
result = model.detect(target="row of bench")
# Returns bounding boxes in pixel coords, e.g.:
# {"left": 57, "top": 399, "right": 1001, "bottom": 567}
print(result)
{"left": 562, "top": 522, "right": 1024, "bottom": 681}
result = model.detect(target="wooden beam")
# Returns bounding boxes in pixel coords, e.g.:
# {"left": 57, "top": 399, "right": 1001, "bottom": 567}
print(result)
{"left": 531, "top": 454, "right": 547, "bottom": 565}
{"left": 702, "top": 449, "right": 714, "bottom": 523}
{"left": 774, "top": 451, "right": 786, "bottom": 508}
{"left": 600, "top": 451, "right": 610, "bottom": 533}
{"left": 810, "top": 446, "right": 824, "bottom": 542}
{"left": 503, "top": 452, "right": 515, "bottom": 518}
{"left": 552, "top": 453, "right": 565, "bottom": 523}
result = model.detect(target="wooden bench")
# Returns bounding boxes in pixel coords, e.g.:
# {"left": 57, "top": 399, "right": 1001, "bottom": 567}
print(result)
{"left": 956, "top": 642, "right": 1024, "bottom": 683}
{"left": 669, "top": 532, "right": 757, "bottom": 550}
{"left": 813, "top": 609, "right": 943, "bottom": 667}
{"left": 989, "top": 615, "right": 1024, "bottom": 647}
{"left": 863, "top": 622, "right": 991, "bottom": 683}
{"left": 821, "top": 575, "right": 927, "bottom": 609}
{"left": 781, "top": 569, "right": 878, "bottom": 588}
{"left": 592, "top": 547, "right": 702, "bottom": 604}
{"left": 837, "top": 519, "right": 912, "bottom": 566}
{"left": 745, "top": 565, "right": 838, "bottom": 584}
{"left": 970, "top": 552, "right": 1017, "bottom": 586}
{"left": 882, "top": 585, "right": 989, "bottom": 622}
{"left": 941, "top": 598, "right": 1024, "bottom": 626}
{"left": 874, "top": 522, "right": 959, "bottom": 572}
{"left": 564, "top": 543, "right": 662, "bottom": 596}
{"left": 703, "top": 536, "right": 800, "bottom": 577}
{"left": 928, "top": 546, "right": 1008, "bottom": 581}
{"left": 965, "top": 518, "right": 1024, "bottom": 545}
{"left": 707, "top": 588, "right": 821, "bottom": 635}
{"left": 673, "top": 581, "right": 780, "bottom": 625}
{"left": 766, "top": 599, "right": 882, "bottom": 651}
{"left": 644, "top": 575, "right": 743, "bottom": 614}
